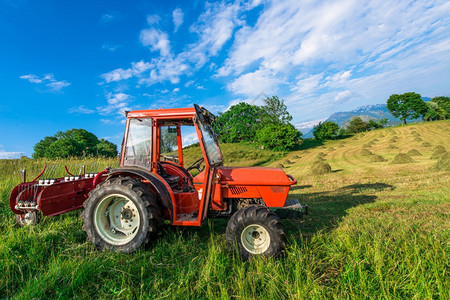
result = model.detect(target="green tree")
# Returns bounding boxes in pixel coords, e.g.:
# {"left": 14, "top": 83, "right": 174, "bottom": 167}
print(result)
{"left": 56, "top": 129, "right": 99, "bottom": 156}
{"left": 256, "top": 123, "right": 301, "bottom": 151}
{"left": 96, "top": 139, "right": 118, "bottom": 157}
{"left": 367, "top": 119, "right": 382, "bottom": 130}
{"left": 386, "top": 92, "right": 427, "bottom": 124}
{"left": 32, "top": 136, "right": 57, "bottom": 158}
{"left": 430, "top": 96, "right": 450, "bottom": 119}
{"left": 379, "top": 118, "right": 389, "bottom": 127}
{"left": 215, "top": 102, "right": 265, "bottom": 143}
{"left": 44, "top": 138, "right": 82, "bottom": 159}
{"left": 313, "top": 121, "right": 339, "bottom": 140}
{"left": 423, "top": 102, "right": 445, "bottom": 121}
{"left": 33, "top": 128, "right": 117, "bottom": 158}
{"left": 262, "top": 96, "right": 293, "bottom": 124}
{"left": 347, "top": 117, "right": 369, "bottom": 133}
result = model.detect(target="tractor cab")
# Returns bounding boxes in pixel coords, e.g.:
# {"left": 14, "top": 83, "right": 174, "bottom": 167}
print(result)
{"left": 118, "top": 104, "right": 222, "bottom": 225}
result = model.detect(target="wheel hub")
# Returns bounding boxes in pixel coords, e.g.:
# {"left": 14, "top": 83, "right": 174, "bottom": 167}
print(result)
{"left": 241, "top": 224, "right": 271, "bottom": 255}
{"left": 93, "top": 194, "right": 141, "bottom": 245}
{"left": 121, "top": 208, "right": 133, "bottom": 220}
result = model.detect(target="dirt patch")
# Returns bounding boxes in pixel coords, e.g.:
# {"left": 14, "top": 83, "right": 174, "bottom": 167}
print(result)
{"left": 407, "top": 149, "right": 422, "bottom": 156}
{"left": 360, "top": 149, "right": 373, "bottom": 156}
{"left": 431, "top": 149, "right": 447, "bottom": 159}
{"left": 391, "top": 153, "right": 415, "bottom": 164}
{"left": 433, "top": 152, "right": 449, "bottom": 171}
{"left": 421, "top": 142, "right": 431, "bottom": 147}
{"left": 311, "top": 161, "right": 332, "bottom": 175}
{"left": 370, "top": 155, "right": 387, "bottom": 162}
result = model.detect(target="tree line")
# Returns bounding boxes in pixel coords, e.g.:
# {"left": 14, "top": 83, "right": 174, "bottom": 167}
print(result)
{"left": 313, "top": 93, "right": 449, "bottom": 141}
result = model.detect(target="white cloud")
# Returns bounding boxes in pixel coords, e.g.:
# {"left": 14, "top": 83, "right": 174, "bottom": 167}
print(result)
{"left": 97, "top": 93, "right": 131, "bottom": 116}
{"left": 228, "top": 67, "right": 282, "bottom": 97}
{"left": 100, "top": 13, "right": 118, "bottom": 24}
{"left": 68, "top": 105, "right": 95, "bottom": 114}
{"left": 20, "top": 73, "right": 70, "bottom": 92}
{"left": 295, "top": 117, "right": 327, "bottom": 131}
{"left": 140, "top": 20, "right": 171, "bottom": 56}
{"left": 173, "top": 8, "right": 184, "bottom": 32}
{"left": 173, "top": 87, "right": 180, "bottom": 93}
{"left": 0, "top": 152, "right": 23, "bottom": 159}
{"left": 20, "top": 74, "right": 42, "bottom": 83}
{"left": 102, "top": 44, "right": 122, "bottom": 51}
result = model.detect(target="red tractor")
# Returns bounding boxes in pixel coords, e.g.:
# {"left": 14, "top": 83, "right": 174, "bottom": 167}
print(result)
{"left": 10, "top": 105, "right": 307, "bottom": 260}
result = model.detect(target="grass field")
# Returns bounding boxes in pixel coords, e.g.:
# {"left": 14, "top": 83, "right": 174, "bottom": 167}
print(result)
{"left": 1, "top": 121, "right": 449, "bottom": 299}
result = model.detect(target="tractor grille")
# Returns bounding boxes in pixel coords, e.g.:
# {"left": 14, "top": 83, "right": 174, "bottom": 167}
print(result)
{"left": 229, "top": 186, "right": 248, "bottom": 195}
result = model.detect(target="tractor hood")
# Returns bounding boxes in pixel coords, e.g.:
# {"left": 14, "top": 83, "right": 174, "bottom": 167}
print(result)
{"left": 216, "top": 167, "right": 297, "bottom": 187}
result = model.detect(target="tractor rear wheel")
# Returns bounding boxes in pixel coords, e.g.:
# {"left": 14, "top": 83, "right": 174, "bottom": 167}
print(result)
{"left": 226, "top": 206, "right": 286, "bottom": 260}
{"left": 82, "top": 176, "right": 161, "bottom": 253}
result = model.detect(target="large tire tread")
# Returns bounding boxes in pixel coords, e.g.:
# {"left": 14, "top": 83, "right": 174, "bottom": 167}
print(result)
{"left": 226, "top": 206, "right": 286, "bottom": 260}
{"left": 82, "top": 176, "right": 161, "bottom": 253}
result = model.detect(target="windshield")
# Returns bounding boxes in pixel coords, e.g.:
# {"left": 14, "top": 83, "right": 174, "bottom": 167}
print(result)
{"left": 123, "top": 118, "right": 152, "bottom": 167}
{"left": 198, "top": 120, "right": 223, "bottom": 166}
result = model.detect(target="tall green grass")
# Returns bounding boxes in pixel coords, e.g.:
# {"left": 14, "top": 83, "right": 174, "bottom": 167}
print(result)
{"left": 0, "top": 121, "right": 449, "bottom": 299}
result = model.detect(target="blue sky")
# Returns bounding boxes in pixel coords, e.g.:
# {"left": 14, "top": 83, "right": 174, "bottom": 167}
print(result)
{"left": 1, "top": 0, "right": 449, "bottom": 158}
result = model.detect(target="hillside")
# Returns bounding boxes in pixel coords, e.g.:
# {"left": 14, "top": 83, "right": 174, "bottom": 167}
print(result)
{"left": 0, "top": 120, "right": 449, "bottom": 299}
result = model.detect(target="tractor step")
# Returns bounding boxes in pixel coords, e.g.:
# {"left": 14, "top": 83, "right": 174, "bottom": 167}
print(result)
{"left": 271, "top": 199, "right": 308, "bottom": 219}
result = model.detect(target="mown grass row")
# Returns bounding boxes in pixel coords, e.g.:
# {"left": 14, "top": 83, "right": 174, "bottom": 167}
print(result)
{"left": 0, "top": 121, "right": 449, "bottom": 299}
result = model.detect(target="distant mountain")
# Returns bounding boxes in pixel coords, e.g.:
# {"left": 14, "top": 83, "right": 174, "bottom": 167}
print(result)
{"left": 302, "top": 100, "right": 429, "bottom": 138}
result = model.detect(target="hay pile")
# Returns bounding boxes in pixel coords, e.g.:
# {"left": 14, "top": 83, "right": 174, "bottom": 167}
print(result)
{"left": 414, "top": 137, "right": 423, "bottom": 142}
{"left": 311, "top": 161, "right": 332, "bottom": 175}
{"left": 363, "top": 143, "right": 372, "bottom": 148}
{"left": 421, "top": 142, "right": 431, "bottom": 147}
{"left": 370, "top": 155, "right": 387, "bottom": 162}
{"left": 433, "top": 152, "right": 449, "bottom": 171}
{"left": 388, "top": 144, "right": 398, "bottom": 149}
{"left": 391, "top": 153, "right": 415, "bottom": 164}
{"left": 316, "top": 152, "right": 326, "bottom": 158}
{"left": 360, "top": 149, "right": 373, "bottom": 156}
{"left": 433, "top": 145, "right": 446, "bottom": 151}
{"left": 372, "top": 138, "right": 379, "bottom": 143}
{"left": 284, "top": 159, "right": 293, "bottom": 165}
{"left": 390, "top": 136, "right": 399, "bottom": 143}
{"left": 431, "top": 149, "right": 447, "bottom": 159}
{"left": 407, "top": 149, "right": 422, "bottom": 156}
{"left": 275, "top": 163, "right": 285, "bottom": 168}
{"left": 328, "top": 147, "right": 335, "bottom": 151}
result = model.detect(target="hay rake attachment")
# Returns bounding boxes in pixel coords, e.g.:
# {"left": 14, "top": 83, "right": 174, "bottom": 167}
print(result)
{"left": 10, "top": 162, "right": 109, "bottom": 225}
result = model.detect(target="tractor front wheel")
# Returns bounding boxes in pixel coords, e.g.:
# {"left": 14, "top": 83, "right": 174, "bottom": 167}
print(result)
{"left": 226, "top": 206, "right": 286, "bottom": 260}
{"left": 82, "top": 176, "right": 161, "bottom": 253}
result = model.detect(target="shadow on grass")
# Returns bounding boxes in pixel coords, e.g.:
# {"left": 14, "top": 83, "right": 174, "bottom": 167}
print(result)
{"left": 284, "top": 182, "right": 395, "bottom": 238}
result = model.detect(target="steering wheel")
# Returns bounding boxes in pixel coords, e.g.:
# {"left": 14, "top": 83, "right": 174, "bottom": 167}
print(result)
{"left": 186, "top": 157, "right": 205, "bottom": 172}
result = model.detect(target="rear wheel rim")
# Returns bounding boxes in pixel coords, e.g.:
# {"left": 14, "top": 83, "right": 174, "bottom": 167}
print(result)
{"left": 241, "top": 224, "right": 270, "bottom": 254}
{"left": 94, "top": 194, "right": 141, "bottom": 245}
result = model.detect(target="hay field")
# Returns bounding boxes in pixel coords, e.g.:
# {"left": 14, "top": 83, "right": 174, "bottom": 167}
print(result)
{"left": 0, "top": 121, "right": 449, "bottom": 299}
